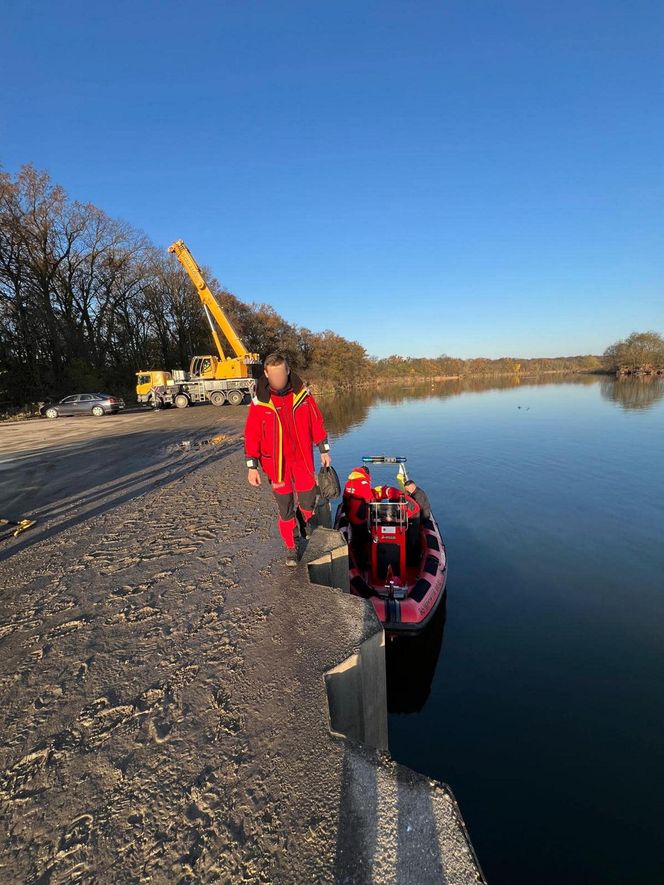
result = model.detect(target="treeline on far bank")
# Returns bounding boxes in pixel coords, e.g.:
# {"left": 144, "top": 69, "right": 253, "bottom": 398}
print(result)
{"left": 0, "top": 163, "right": 653, "bottom": 413}
{"left": 601, "top": 331, "right": 664, "bottom": 376}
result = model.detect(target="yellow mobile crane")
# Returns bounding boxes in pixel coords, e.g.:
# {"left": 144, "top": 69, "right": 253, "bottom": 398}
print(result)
{"left": 136, "top": 241, "right": 262, "bottom": 408}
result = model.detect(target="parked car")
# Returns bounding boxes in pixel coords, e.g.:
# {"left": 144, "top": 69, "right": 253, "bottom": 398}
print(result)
{"left": 40, "top": 393, "right": 125, "bottom": 418}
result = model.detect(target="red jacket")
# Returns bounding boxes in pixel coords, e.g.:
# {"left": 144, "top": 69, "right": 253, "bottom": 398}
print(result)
{"left": 373, "top": 484, "right": 421, "bottom": 519}
{"left": 244, "top": 372, "right": 330, "bottom": 484}
{"left": 343, "top": 467, "right": 374, "bottom": 525}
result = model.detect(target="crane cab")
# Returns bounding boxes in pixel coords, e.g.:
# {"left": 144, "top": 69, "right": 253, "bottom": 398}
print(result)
{"left": 189, "top": 355, "right": 261, "bottom": 381}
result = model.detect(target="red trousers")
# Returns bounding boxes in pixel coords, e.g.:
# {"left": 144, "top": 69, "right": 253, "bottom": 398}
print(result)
{"left": 272, "top": 459, "right": 317, "bottom": 549}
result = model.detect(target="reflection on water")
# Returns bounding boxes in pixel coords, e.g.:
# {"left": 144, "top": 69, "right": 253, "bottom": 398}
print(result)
{"left": 320, "top": 373, "right": 604, "bottom": 436}
{"left": 600, "top": 376, "right": 664, "bottom": 410}
{"left": 386, "top": 593, "right": 447, "bottom": 715}
{"left": 328, "top": 374, "right": 664, "bottom": 885}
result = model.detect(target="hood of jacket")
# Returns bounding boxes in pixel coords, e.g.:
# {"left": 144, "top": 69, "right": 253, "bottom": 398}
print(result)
{"left": 255, "top": 371, "right": 305, "bottom": 404}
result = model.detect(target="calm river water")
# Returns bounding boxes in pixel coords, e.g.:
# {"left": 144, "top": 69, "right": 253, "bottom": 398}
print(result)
{"left": 323, "top": 375, "right": 664, "bottom": 885}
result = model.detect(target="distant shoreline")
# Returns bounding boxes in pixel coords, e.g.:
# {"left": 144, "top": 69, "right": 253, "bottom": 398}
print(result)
{"left": 310, "top": 368, "right": 612, "bottom": 394}
{"left": 5, "top": 369, "right": 656, "bottom": 421}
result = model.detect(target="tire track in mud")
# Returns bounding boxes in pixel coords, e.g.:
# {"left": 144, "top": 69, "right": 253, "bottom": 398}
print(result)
{"left": 0, "top": 429, "right": 243, "bottom": 563}
{"left": 0, "top": 428, "right": 288, "bottom": 883}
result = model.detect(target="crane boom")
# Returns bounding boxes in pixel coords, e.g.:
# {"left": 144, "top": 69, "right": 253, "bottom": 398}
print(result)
{"left": 168, "top": 239, "right": 250, "bottom": 361}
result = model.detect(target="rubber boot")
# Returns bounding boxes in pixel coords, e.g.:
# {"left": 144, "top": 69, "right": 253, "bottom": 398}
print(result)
{"left": 278, "top": 517, "right": 298, "bottom": 565}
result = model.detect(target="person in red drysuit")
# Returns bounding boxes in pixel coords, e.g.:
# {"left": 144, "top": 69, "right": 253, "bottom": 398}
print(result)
{"left": 343, "top": 466, "right": 374, "bottom": 567}
{"left": 372, "top": 484, "right": 421, "bottom": 519}
{"left": 244, "top": 352, "right": 331, "bottom": 566}
{"left": 343, "top": 466, "right": 374, "bottom": 525}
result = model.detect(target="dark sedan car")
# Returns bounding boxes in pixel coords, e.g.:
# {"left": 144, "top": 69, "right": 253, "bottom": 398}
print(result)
{"left": 40, "top": 393, "right": 125, "bottom": 418}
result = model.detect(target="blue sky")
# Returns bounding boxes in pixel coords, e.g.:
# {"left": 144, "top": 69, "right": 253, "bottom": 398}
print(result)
{"left": 2, "top": 1, "right": 662, "bottom": 359}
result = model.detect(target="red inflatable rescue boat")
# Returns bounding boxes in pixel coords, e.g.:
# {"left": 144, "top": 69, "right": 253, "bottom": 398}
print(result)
{"left": 334, "top": 456, "right": 447, "bottom": 633}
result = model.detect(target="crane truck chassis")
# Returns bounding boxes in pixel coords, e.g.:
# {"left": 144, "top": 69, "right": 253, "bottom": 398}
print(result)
{"left": 136, "top": 370, "right": 257, "bottom": 409}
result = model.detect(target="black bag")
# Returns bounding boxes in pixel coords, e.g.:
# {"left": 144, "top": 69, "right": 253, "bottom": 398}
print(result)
{"left": 317, "top": 465, "right": 341, "bottom": 500}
